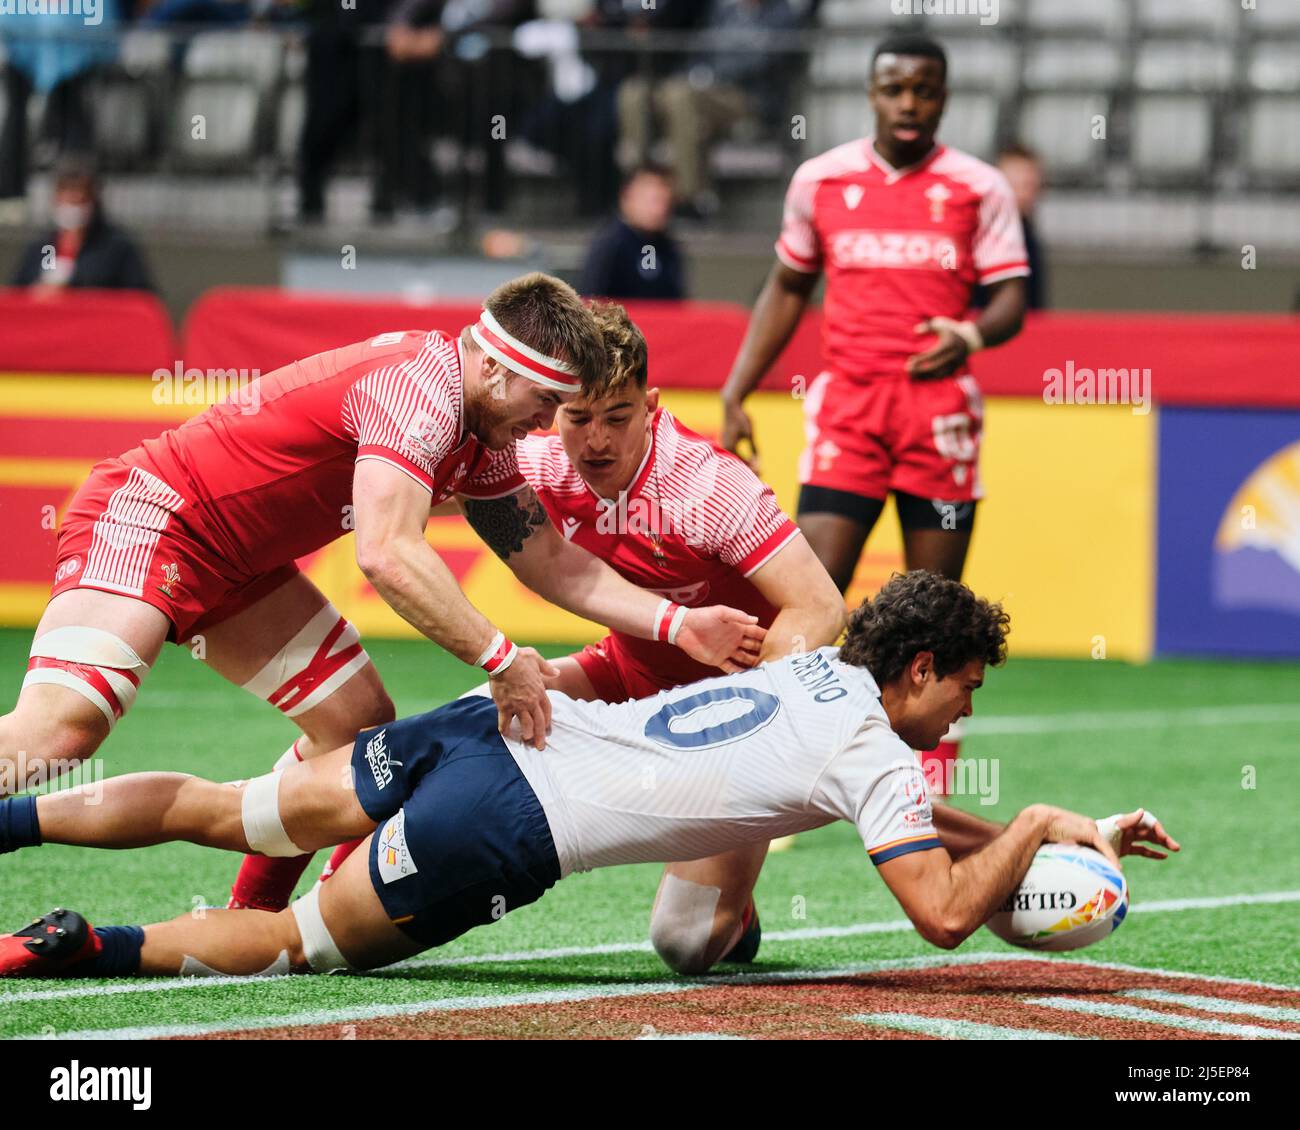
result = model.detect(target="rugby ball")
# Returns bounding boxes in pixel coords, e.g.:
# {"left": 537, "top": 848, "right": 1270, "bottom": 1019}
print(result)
{"left": 985, "top": 844, "right": 1128, "bottom": 952}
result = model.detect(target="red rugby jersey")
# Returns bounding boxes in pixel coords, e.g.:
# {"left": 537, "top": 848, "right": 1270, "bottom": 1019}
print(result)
{"left": 515, "top": 408, "right": 801, "bottom": 687}
{"left": 776, "top": 139, "right": 1029, "bottom": 381}
{"left": 119, "top": 330, "right": 523, "bottom": 579}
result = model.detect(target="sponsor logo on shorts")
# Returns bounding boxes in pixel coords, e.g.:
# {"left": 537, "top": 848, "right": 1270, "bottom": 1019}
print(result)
{"left": 157, "top": 562, "right": 181, "bottom": 598}
{"left": 365, "top": 729, "right": 396, "bottom": 790}
{"left": 54, "top": 556, "right": 82, "bottom": 585}
{"left": 377, "top": 809, "right": 418, "bottom": 884}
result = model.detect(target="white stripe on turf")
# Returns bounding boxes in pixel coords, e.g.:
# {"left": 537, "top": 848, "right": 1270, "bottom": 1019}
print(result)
{"left": 1120, "top": 990, "right": 1300, "bottom": 1022}
{"left": 965, "top": 703, "right": 1300, "bottom": 735}
{"left": 4, "top": 889, "right": 1297, "bottom": 1005}
{"left": 1024, "top": 997, "right": 1300, "bottom": 1038}
{"left": 847, "top": 1012, "right": 1086, "bottom": 1040}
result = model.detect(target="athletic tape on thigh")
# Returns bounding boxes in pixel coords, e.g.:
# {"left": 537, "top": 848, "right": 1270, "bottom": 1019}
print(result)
{"left": 242, "top": 604, "right": 370, "bottom": 718}
{"left": 23, "top": 626, "right": 150, "bottom": 730}
{"left": 240, "top": 770, "right": 304, "bottom": 858}
{"left": 291, "top": 883, "right": 351, "bottom": 973}
{"left": 650, "top": 873, "right": 721, "bottom": 966}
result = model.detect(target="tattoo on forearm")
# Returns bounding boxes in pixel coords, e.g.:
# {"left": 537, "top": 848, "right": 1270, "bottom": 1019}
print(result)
{"left": 463, "top": 490, "right": 549, "bottom": 561}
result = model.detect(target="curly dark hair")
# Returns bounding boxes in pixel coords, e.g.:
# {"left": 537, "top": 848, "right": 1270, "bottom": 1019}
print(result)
{"left": 839, "top": 570, "right": 1009, "bottom": 686}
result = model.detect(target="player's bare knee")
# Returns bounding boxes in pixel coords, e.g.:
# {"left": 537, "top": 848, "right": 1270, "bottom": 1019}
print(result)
{"left": 0, "top": 704, "right": 105, "bottom": 793}
{"left": 650, "top": 874, "right": 723, "bottom": 975}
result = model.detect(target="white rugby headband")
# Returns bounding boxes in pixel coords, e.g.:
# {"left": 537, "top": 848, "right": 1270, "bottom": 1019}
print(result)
{"left": 470, "top": 307, "right": 581, "bottom": 393}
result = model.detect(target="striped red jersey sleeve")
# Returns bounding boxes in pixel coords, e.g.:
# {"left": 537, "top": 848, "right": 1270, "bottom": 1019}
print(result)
{"left": 342, "top": 333, "right": 463, "bottom": 492}
{"left": 972, "top": 166, "right": 1030, "bottom": 285}
{"left": 707, "top": 455, "right": 801, "bottom": 576}
{"left": 775, "top": 160, "right": 823, "bottom": 274}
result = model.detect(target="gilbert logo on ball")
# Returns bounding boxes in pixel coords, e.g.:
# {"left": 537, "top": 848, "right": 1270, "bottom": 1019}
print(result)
{"left": 985, "top": 844, "right": 1128, "bottom": 952}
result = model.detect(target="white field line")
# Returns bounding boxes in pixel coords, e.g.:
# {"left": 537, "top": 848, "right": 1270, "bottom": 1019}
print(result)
{"left": 5, "top": 889, "right": 1298, "bottom": 1007}
{"left": 964, "top": 703, "right": 1300, "bottom": 735}
{"left": 1025, "top": 996, "right": 1300, "bottom": 1039}
{"left": 1121, "top": 990, "right": 1300, "bottom": 1023}
{"left": 847, "top": 1012, "right": 1086, "bottom": 1040}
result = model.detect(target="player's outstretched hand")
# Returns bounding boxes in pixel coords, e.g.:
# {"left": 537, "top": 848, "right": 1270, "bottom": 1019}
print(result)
{"left": 675, "top": 606, "right": 766, "bottom": 672}
{"left": 489, "top": 647, "right": 557, "bottom": 752}
{"left": 1038, "top": 804, "right": 1123, "bottom": 870}
{"left": 720, "top": 397, "right": 761, "bottom": 474}
{"left": 907, "top": 318, "right": 969, "bottom": 380}
{"left": 1097, "top": 808, "right": 1181, "bottom": 861}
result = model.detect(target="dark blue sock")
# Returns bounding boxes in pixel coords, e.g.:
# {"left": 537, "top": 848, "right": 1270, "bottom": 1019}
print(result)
{"left": 86, "top": 926, "right": 145, "bottom": 977}
{"left": 0, "top": 796, "right": 41, "bottom": 854}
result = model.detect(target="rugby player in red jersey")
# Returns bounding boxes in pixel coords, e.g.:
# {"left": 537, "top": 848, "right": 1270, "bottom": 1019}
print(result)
{"left": 0, "top": 273, "right": 766, "bottom": 914}
{"left": 476, "top": 303, "right": 845, "bottom": 973}
{"left": 720, "top": 33, "right": 1029, "bottom": 789}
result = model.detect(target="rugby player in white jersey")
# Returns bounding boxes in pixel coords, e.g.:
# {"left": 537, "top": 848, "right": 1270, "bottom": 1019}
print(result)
{"left": 0, "top": 572, "right": 1178, "bottom": 979}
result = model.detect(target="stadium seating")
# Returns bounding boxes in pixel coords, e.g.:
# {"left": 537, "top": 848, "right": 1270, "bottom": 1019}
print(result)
{"left": 1, "top": 10, "right": 1296, "bottom": 252}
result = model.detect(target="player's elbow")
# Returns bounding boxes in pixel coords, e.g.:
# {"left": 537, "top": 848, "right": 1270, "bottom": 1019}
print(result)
{"left": 917, "top": 917, "right": 966, "bottom": 951}
{"left": 814, "top": 592, "right": 848, "bottom": 643}
{"left": 355, "top": 542, "right": 401, "bottom": 590}
{"left": 913, "top": 902, "right": 972, "bottom": 951}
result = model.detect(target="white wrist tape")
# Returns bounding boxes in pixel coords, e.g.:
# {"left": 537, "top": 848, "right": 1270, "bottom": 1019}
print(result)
{"left": 1096, "top": 808, "right": 1158, "bottom": 853}
{"left": 956, "top": 320, "right": 984, "bottom": 354}
{"left": 926, "top": 316, "right": 984, "bottom": 354}
{"left": 666, "top": 603, "right": 688, "bottom": 646}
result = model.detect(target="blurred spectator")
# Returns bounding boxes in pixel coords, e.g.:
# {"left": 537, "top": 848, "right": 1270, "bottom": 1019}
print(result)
{"left": 297, "top": 0, "right": 398, "bottom": 223}
{"left": 10, "top": 156, "right": 154, "bottom": 292}
{"left": 0, "top": 0, "right": 122, "bottom": 217}
{"left": 437, "top": 0, "right": 537, "bottom": 218}
{"left": 378, "top": 0, "right": 448, "bottom": 220}
{"left": 618, "top": 0, "right": 803, "bottom": 218}
{"left": 998, "top": 143, "right": 1047, "bottom": 309}
{"left": 580, "top": 164, "right": 685, "bottom": 300}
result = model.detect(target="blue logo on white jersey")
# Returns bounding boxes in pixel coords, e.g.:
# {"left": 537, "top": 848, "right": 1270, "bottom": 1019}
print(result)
{"left": 644, "top": 687, "right": 781, "bottom": 750}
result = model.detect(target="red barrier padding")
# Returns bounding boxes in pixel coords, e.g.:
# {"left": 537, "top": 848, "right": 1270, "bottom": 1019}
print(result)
{"left": 0, "top": 288, "right": 177, "bottom": 374}
{"left": 182, "top": 288, "right": 817, "bottom": 389}
{"left": 968, "top": 312, "right": 1300, "bottom": 408}
{"left": 180, "top": 288, "right": 1300, "bottom": 408}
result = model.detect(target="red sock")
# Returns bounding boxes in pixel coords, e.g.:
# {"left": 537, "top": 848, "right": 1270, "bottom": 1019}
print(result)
{"left": 228, "top": 854, "right": 314, "bottom": 911}
{"left": 320, "top": 838, "right": 364, "bottom": 883}
{"left": 228, "top": 739, "right": 311, "bottom": 912}
{"left": 919, "top": 738, "right": 960, "bottom": 797}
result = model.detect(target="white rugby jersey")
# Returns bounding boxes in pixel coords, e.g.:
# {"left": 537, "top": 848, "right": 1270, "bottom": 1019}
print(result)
{"left": 503, "top": 647, "right": 941, "bottom": 876}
